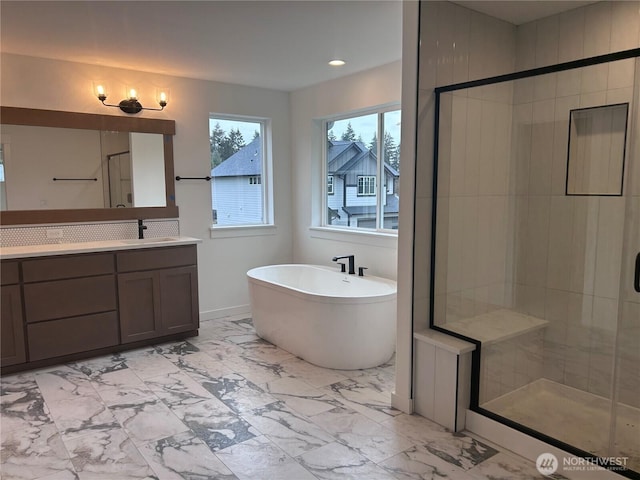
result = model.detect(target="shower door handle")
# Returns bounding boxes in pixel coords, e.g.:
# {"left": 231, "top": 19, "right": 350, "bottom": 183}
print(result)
{"left": 635, "top": 252, "right": 640, "bottom": 293}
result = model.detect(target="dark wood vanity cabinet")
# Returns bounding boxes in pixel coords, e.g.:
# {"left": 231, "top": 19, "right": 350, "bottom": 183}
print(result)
{"left": 117, "top": 246, "right": 199, "bottom": 343}
{"left": 21, "top": 253, "right": 119, "bottom": 361}
{"left": 1, "top": 243, "right": 199, "bottom": 373}
{"left": 1, "top": 261, "right": 26, "bottom": 367}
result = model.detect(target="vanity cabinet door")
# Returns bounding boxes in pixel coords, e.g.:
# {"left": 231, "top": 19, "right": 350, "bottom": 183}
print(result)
{"left": 1, "top": 285, "right": 26, "bottom": 367}
{"left": 159, "top": 266, "right": 199, "bottom": 335}
{"left": 118, "top": 265, "right": 199, "bottom": 343}
{"left": 118, "top": 271, "right": 163, "bottom": 343}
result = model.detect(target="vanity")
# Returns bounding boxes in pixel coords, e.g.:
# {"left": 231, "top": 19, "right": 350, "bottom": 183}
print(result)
{"left": 0, "top": 106, "right": 203, "bottom": 374}
{"left": 0, "top": 237, "right": 201, "bottom": 374}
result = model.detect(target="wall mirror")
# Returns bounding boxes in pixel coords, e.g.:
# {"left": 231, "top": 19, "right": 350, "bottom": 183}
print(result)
{"left": 0, "top": 106, "right": 178, "bottom": 225}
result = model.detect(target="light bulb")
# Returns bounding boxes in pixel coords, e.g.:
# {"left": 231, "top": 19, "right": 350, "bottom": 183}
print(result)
{"left": 95, "top": 83, "right": 107, "bottom": 100}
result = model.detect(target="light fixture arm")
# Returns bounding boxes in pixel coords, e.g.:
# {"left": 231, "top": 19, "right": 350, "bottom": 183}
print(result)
{"left": 97, "top": 93, "right": 167, "bottom": 114}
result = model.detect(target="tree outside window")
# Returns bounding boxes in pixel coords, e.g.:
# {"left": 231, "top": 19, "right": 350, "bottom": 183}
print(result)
{"left": 210, "top": 116, "right": 269, "bottom": 226}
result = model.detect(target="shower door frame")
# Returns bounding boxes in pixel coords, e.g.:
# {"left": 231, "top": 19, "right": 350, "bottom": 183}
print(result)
{"left": 429, "top": 47, "right": 640, "bottom": 478}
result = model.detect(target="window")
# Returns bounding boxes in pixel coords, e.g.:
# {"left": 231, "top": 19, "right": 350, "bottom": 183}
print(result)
{"left": 357, "top": 175, "right": 376, "bottom": 196}
{"left": 327, "top": 175, "right": 334, "bottom": 195}
{"left": 323, "top": 107, "right": 401, "bottom": 231}
{"left": 210, "top": 115, "right": 270, "bottom": 226}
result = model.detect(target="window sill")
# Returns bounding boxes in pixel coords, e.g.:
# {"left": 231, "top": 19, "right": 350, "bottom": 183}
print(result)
{"left": 309, "top": 226, "right": 397, "bottom": 248}
{"left": 210, "top": 224, "right": 277, "bottom": 239}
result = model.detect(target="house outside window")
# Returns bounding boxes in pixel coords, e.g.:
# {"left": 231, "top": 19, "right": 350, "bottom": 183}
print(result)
{"left": 210, "top": 115, "right": 270, "bottom": 226}
{"left": 323, "top": 107, "right": 400, "bottom": 231}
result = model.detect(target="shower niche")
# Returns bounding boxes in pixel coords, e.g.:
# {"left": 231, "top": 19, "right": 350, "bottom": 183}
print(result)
{"left": 567, "top": 103, "right": 629, "bottom": 196}
{"left": 430, "top": 52, "right": 640, "bottom": 476}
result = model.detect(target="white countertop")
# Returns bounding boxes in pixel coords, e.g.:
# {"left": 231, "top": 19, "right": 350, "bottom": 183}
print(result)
{"left": 0, "top": 236, "right": 202, "bottom": 259}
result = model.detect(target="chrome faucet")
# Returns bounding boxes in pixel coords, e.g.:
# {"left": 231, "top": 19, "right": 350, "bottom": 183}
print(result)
{"left": 332, "top": 255, "right": 355, "bottom": 275}
{"left": 138, "top": 219, "right": 147, "bottom": 239}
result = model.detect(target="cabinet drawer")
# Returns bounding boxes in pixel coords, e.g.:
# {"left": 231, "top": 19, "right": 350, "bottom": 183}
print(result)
{"left": 27, "top": 312, "right": 119, "bottom": 361}
{"left": 117, "top": 245, "right": 197, "bottom": 272}
{"left": 24, "top": 275, "right": 116, "bottom": 323}
{"left": 22, "top": 253, "right": 114, "bottom": 282}
{"left": 1, "top": 261, "right": 20, "bottom": 285}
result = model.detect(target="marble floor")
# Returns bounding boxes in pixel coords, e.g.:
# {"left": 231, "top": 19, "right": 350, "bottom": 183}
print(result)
{"left": 2, "top": 316, "right": 568, "bottom": 480}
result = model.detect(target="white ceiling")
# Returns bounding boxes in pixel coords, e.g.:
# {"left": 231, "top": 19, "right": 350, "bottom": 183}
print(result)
{"left": 1, "top": 1, "right": 596, "bottom": 92}
{"left": 0, "top": 1, "right": 403, "bottom": 92}
{"left": 455, "top": 1, "right": 597, "bottom": 26}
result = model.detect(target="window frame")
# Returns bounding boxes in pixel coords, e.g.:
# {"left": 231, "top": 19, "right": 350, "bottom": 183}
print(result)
{"left": 209, "top": 113, "right": 272, "bottom": 229}
{"left": 320, "top": 104, "right": 400, "bottom": 234}
{"left": 357, "top": 175, "right": 376, "bottom": 196}
{"left": 327, "top": 174, "right": 334, "bottom": 195}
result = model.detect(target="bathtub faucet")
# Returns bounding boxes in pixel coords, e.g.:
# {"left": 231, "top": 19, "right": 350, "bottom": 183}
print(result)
{"left": 332, "top": 255, "right": 355, "bottom": 275}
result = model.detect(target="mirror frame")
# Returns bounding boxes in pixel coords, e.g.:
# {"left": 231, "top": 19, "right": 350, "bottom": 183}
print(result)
{"left": 0, "top": 106, "right": 178, "bottom": 225}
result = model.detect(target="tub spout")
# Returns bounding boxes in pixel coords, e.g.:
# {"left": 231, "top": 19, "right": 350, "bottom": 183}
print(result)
{"left": 332, "top": 255, "right": 355, "bottom": 275}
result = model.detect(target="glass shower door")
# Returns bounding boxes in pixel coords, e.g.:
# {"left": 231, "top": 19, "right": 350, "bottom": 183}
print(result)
{"left": 432, "top": 54, "right": 640, "bottom": 475}
{"left": 611, "top": 57, "right": 640, "bottom": 474}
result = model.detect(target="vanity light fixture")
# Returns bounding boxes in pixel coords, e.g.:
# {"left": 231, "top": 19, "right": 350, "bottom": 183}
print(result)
{"left": 95, "top": 85, "right": 168, "bottom": 114}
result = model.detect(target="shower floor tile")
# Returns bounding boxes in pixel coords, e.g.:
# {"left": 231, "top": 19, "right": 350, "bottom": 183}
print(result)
{"left": 482, "top": 378, "right": 640, "bottom": 472}
{"left": 1, "top": 316, "right": 583, "bottom": 480}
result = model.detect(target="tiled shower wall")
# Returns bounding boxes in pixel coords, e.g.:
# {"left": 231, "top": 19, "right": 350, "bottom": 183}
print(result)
{"left": 414, "top": 1, "right": 516, "bottom": 333}
{"left": 435, "top": 84, "right": 515, "bottom": 327}
{"left": 479, "top": 331, "right": 544, "bottom": 404}
{"left": 0, "top": 219, "right": 180, "bottom": 247}
{"left": 510, "top": 1, "right": 640, "bottom": 404}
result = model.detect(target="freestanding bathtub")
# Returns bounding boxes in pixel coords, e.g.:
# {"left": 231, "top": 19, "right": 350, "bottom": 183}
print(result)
{"left": 247, "top": 264, "right": 396, "bottom": 370}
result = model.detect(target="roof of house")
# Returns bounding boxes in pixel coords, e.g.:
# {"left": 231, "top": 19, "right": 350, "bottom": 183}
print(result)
{"left": 211, "top": 137, "right": 262, "bottom": 177}
{"left": 211, "top": 138, "right": 398, "bottom": 178}
{"left": 327, "top": 140, "right": 399, "bottom": 177}
{"left": 327, "top": 140, "right": 353, "bottom": 160}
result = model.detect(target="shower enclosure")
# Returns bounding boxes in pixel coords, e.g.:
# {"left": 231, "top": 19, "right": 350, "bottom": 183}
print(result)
{"left": 431, "top": 50, "right": 640, "bottom": 475}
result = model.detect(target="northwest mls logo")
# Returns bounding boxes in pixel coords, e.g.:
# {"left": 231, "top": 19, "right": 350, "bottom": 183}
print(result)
{"left": 536, "top": 453, "right": 559, "bottom": 475}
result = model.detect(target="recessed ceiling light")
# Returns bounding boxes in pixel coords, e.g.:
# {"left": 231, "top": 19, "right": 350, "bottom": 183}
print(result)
{"left": 328, "top": 59, "right": 346, "bottom": 67}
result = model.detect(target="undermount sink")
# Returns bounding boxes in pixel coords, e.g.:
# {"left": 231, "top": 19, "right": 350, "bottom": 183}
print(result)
{"left": 120, "top": 237, "right": 178, "bottom": 245}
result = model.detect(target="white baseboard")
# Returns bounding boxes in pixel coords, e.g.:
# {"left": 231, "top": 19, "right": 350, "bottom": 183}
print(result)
{"left": 391, "top": 392, "right": 413, "bottom": 414}
{"left": 200, "top": 304, "right": 251, "bottom": 322}
{"left": 465, "top": 410, "right": 625, "bottom": 479}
